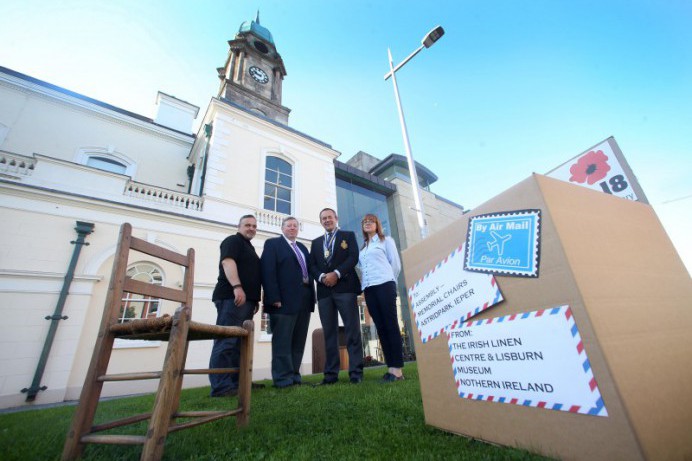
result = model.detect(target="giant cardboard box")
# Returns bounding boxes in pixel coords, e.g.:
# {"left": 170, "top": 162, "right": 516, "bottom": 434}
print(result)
{"left": 402, "top": 174, "right": 691, "bottom": 460}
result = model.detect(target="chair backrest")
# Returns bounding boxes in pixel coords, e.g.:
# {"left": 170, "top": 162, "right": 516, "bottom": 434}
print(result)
{"left": 103, "top": 223, "right": 195, "bottom": 327}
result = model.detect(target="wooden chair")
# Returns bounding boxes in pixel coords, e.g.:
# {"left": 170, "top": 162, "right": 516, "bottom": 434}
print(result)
{"left": 62, "top": 223, "right": 254, "bottom": 461}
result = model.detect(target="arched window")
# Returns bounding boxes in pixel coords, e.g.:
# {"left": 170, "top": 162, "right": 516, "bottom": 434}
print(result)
{"left": 118, "top": 263, "right": 163, "bottom": 323}
{"left": 263, "top": 156, "right": 292, "bottom": 214}
{"left": 86, "top": 156, "right": 127, "bottom": 174}
{"left": 76, "top": 147, "right": 136, "bottom": 177}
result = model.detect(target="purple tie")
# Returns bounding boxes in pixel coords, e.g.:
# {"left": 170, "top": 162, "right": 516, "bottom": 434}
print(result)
{"left": 291, "top": 242, "right": 309, "bottom": 281}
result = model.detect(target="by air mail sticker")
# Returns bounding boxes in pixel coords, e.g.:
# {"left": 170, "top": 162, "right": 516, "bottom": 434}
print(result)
{"left": 464, "top": 209, "right": 541, "bottom": 277}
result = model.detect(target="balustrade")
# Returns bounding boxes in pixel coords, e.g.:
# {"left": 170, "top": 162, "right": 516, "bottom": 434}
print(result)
{"left": 124, "top": 181, "right": 203, "bottom": 210}
{"left": 0, "top": 151, "right": 36, "bottom": 176}
{"left": 254, "top": 209, "right": 303, "bottom": 230}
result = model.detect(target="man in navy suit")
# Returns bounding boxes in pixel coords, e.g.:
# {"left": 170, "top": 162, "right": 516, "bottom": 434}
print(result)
{"left": 261, "top": 217, "right": 315, "bottom": 388}
{"left": 309, "top": 208, "right": 364, "bottom": 384}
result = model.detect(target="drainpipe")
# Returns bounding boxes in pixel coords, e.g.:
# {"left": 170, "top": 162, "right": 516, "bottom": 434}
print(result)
{"left": 198, "top": 123, "right": 213, "bottom": 196}
{"left": 22, "top": 221, "right": 95, "bottom": 402}
{"left": 186, "top": 165, "right": 195, "bottom": 194}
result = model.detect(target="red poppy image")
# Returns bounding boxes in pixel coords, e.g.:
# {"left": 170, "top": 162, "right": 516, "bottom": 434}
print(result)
{"left": 569, "top": 150, "right": 611, "bottom": 185}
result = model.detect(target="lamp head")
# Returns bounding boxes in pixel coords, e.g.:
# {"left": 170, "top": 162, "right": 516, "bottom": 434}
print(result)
{"left": 422, "top": 26, "right": 444, "bottom": 48}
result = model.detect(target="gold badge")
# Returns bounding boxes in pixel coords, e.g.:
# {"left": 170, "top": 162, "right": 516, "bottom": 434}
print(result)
{"left": 340, "top": 240, "right": 348, "bottom": 250}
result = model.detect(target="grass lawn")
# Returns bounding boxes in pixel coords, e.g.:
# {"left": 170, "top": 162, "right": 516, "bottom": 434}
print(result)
{"left": 0, "top": 363, "right": 551, "bottom": 460}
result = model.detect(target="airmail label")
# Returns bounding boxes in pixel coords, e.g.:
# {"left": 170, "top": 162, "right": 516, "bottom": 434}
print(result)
{"left": 465, "top": 209, "right": 541, "bottom": 277}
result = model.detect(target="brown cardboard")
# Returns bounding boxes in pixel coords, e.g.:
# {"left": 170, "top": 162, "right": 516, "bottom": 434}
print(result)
{"left": 402, "top": 174, "right": 692, "bottom": 460}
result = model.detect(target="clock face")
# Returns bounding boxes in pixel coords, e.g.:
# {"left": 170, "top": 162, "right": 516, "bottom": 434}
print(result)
{"left": 248, "top": 66, "right": 269, "bottom": 84}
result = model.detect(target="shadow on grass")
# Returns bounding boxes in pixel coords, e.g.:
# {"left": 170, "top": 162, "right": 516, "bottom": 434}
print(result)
{"left": 0, "top": 363, "right": 551, "bottom": 460}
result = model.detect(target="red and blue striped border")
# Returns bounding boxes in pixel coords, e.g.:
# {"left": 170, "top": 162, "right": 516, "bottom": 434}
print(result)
{"left": 408, "top": 245, "right": 502, "bottom": 343}
{"left": 448, "top": 305, "right": 607, "bottom": 416}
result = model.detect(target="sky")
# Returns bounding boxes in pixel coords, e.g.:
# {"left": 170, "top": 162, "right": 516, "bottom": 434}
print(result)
{"left": 1, "top": 0, "right": 690, "bottom": 272}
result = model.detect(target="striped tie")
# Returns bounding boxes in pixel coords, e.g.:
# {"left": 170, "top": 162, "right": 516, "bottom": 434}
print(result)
{"left": 291, "top": 242, "right": 309, "bottom": 280}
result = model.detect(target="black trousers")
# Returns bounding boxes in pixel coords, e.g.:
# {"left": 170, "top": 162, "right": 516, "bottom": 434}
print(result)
{"left": 364, "top": 281, "right": 403, "bottom": 368}
{"left": 317, "top": 291, "right": 363, "bottom": 379}
{"left": 268, "top": 285, "right": 313, "bottom": 387}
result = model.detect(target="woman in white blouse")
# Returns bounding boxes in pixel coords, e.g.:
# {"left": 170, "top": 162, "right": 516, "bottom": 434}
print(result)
{"left": 359, "top": 213, "right": 404, "bottom": 382}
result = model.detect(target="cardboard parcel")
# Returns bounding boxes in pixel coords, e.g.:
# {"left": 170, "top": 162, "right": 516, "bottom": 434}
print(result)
{"left": 402, "top": 174, "right": 692, "bottom": 461}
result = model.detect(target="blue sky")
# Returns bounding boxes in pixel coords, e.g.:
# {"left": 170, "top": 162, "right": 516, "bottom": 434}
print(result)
{"left": 1, "top": 0, "right": 690, "bottom": 271}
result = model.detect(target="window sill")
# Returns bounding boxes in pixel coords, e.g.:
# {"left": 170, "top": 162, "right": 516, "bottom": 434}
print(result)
{"left": 114, "top": 339, "right": 161, "bottom": 349}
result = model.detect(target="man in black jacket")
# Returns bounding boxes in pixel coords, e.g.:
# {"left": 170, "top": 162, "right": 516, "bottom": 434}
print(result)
{"left": 309, "top": 208, "right": 364, "bottom": 384}
{"left": 261, "top": 217, "right": 315, "bottom": 388}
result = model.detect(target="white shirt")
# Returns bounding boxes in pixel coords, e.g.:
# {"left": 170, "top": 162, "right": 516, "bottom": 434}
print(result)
{"left": 358, "top": 235, "right": 401, "bottom": 290}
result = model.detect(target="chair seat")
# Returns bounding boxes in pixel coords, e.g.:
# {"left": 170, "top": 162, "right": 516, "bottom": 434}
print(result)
{"left": 110, "top": 316, "right": 250, "bottom": 341}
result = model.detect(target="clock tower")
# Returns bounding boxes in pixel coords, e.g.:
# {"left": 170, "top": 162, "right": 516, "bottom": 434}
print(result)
{"left": 217, "top": 13, "right": 291, "bottom": 124}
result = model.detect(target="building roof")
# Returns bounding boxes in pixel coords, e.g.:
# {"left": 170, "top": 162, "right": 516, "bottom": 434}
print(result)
{"left": 334, "top": 160, "right": 397, "bottom": 195}
{"left": 344, "top": 150, "right": 463, "bottom": 209}
{"left": 0, "top": 65, "right": 195, "bottom": 138}
{"left": 369, "top": 153, "right": 438, "bottom": 185}
{"left": 238, "top": 12, "right": 274, "bottom": 44}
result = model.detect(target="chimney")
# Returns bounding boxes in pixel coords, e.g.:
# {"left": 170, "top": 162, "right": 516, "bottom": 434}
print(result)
{"left": 154, "top": 92, "right": 199, "bottom": 133}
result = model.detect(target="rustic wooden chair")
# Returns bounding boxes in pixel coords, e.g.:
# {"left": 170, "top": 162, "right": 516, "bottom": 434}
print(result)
{"left": 62, "top": 223, "right": 254, "bottom": 461}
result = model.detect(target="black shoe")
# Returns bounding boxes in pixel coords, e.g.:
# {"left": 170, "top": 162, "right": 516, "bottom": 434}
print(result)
{"left": 317, "top": 377, "right": 338, "bottom": 386}
{"left": 349, "top": 376, "right": 362, "bottom": 384}
{"left": 273, "top": 382, "right": 294, "bottom": 389}
{"left": 380, "top": 372, "right": 405, "bottom": 383}
{"left": 211, "top": 388, "right": 238, "bottom": 397}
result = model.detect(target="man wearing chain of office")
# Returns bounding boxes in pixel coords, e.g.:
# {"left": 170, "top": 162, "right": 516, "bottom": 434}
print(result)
{"left": 309, "top": 208, "right": 364, "bottom": 384}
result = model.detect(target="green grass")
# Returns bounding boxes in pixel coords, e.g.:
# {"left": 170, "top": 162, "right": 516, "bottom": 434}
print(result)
{"left": 0, "top": 363, "right": 551, "bottom": 460}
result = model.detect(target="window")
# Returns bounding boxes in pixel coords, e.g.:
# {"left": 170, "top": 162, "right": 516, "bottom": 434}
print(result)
{"left": 76, "top": 147, "right": 136, "bottom": 177}
{"left": 335, "top": 177, "right": 392, "bottom": 249}
{"left": 260, "top": 312, "right": 271, "bottom": 335}
{"left": 258, "top": 312, "right": 273, "bottom": 342}
{"left": 87, "top": 156, "right": 127, "bottom": 174}
{"left": 358, "top": 296, "right": 368, "bottom": 324}
{"left": 118, "top": 263, "right": 163, "bottom": 323}
{"left": 263, "top": 156, "right": 292, "bottom": 214}
{"left": 253, "top": 40, "right": 269, "bottom": 54}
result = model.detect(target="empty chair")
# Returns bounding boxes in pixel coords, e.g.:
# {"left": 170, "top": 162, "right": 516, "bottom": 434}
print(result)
{"left": 62, "top": 223, "right": 254, "bottom": 461}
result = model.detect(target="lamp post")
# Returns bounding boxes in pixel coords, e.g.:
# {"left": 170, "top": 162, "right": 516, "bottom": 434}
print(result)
{"left": 385, "top": 25, "right": 444, "bottom": 240}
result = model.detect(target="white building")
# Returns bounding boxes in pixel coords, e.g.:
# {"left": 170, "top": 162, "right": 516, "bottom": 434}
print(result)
{"left": 0, "top": 16, "right": 463, "bottom": 409}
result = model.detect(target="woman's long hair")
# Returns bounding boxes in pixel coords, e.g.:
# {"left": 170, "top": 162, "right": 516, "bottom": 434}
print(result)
{"left": 361, "top": 213, "right": 385, "bottom": 249}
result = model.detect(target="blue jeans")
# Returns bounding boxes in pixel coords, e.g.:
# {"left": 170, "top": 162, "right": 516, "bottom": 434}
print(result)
{"left": 208, "top": 299, "right": 255, "bottom": 396}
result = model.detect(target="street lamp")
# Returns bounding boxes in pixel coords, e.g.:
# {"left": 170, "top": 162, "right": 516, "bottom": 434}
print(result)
{"left": 385, "top": 25, "right": 444, "bottom": 240}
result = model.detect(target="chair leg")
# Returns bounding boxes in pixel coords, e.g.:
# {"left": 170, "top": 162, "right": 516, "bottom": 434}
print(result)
{"left": 236, "top": 319, "right": 254, "bottom": 427}
{"left": 64, "top": 224, "right": 131, "bottom": 460}
{"left": 62, "top": 333, "right": 116, "bottom": 460}
{"left": 140, "top": 308, "right": 190, "bottom": 461}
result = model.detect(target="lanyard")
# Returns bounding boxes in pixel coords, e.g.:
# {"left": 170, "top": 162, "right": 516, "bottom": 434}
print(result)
{"left": 323, "top": 229, "right": 337, "bottom": 259}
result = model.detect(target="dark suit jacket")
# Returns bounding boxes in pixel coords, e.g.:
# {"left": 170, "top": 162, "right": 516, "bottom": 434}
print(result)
{"left": 261, "top": 236, "right": 315, "bottom": 315}
{"left": 309, "top": 229, "right": 361, "bottom": 300}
